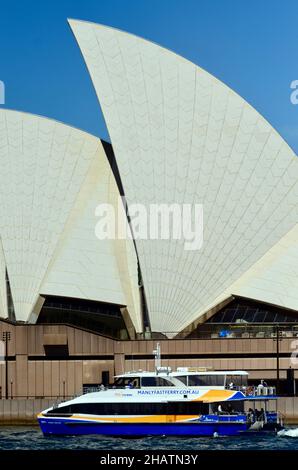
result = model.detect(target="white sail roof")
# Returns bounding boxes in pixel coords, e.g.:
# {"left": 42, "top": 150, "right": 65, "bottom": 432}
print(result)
{"left": 0, "top": 109, "right": 141, "bottom": 331}
{"left": 70, "top": 20, "right": 298, "bottom": 333}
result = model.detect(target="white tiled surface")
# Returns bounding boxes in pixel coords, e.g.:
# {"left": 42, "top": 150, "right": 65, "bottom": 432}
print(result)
{"left": 230, "top": 224, "right": 298, "bottom": 312}
{"left": 70, "top": 20, "right": 298, "bottom": 333}
{"left": 0, "top": 109, "right": 141, "bottom": 329}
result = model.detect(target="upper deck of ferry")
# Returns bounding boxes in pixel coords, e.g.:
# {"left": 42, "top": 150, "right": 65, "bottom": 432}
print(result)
{"left": 97, "top": 367, "right": 276, "bottom": 398}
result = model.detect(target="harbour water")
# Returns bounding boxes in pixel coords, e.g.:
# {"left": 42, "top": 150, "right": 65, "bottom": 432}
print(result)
{"left": 0, "top": 426, "right": 297, "bottom": 450}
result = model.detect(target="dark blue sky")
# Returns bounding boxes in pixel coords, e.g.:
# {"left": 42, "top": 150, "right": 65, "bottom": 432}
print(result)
{"left": 0, "top": 0, "right": 298, "bottom": 153}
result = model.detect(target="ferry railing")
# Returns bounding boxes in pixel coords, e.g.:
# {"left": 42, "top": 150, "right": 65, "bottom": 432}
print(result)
{"left": 225, "top": 385, "right": 276, "bottom": 397}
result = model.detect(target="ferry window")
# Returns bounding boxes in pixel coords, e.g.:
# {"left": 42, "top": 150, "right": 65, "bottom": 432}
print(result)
{"left": 113, "top": 377, "right": 140, "bottom": 388}
{"left": 141, "top": 377, "right": 174, "bottom": 387}
{"left": 211, "top": 401, "right": 244, "bottom": 414}
{"left": 113, "top": 378, "right": 124, "bottom": 387}
{"left": 188, "top": 375, "right": 225, "bottom": 386}
{"left": 48, "top": 404, "right": 72, "bottom": 414}
{"left": 177, "top": 376, "right": 188, "bottom": 385}
{"left": 187, "top": 376, "right": 199, "bottom": 386}
{"left": 226, "top": 375, "right": 247, "bottom": 387}
{"left": 48, "top": 401, "right": 210, "bottom": 416}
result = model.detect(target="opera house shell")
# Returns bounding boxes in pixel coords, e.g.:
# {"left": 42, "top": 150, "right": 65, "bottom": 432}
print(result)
{"left": 0, "top": 21, "right": 297, "bottom": 338}
{"left": 0, "top": 109, "right": 141, "bottom": 333}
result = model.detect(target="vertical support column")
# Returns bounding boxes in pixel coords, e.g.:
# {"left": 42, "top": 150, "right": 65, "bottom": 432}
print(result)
{"left": 276, "top": 325, "right": 280, "bottom": 395}
{"left": 5, "top": 337, "right": 8, "bottom": 399}
{"left": 16, "top": 355, "right": 28, "bottom": 398}
{"left": 114, "top": 353, "right": 125, "bottom": 376}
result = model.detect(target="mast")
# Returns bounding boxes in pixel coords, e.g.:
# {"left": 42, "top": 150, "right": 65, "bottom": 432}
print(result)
{"left": 153, "top": 343, "right": 161, "bottom": 372}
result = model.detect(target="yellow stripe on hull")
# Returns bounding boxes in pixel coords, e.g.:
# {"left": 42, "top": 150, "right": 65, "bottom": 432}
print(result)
{"left": 195, "top": 390, "right": 234, "bottom": 402}
{"left": 41, "top": 414, "right": 201, "bottom": 424}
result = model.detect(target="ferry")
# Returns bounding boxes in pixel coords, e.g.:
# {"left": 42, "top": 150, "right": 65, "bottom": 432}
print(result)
{"left": 38, "top": 344, "right": 283, "bottom": 437}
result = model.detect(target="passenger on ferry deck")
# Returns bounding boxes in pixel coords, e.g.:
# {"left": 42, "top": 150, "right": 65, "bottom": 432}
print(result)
{"left": 247, "top": 408, "right": 254, "bottom": 423}
{"left": 259, "top": 408, "right": 265, "bottom": 421}
{"left": 227, "top": 403, "right": 234, "bottom": 414}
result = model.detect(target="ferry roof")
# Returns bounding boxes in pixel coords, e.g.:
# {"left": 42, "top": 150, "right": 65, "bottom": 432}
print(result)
{"left": 116, "top": 370, "right": 249, "bottom": 377}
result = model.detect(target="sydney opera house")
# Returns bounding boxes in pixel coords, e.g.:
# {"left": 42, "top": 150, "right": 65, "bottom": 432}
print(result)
{"left": 0, "top": 20, "right": 297, "bottom": 403}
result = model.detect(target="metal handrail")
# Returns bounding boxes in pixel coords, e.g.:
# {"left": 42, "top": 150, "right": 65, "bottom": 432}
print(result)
{"left": 224, "top": 385, "right": 276, "bottom": 397}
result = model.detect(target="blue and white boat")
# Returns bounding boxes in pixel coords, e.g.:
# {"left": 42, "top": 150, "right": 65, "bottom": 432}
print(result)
{"left": 38, "top": 344, "right": 283, "bottom": 437}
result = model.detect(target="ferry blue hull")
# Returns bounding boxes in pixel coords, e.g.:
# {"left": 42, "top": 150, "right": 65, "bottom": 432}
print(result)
{"left": 38, "top": 418, "right": 248, "bottom": 437}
